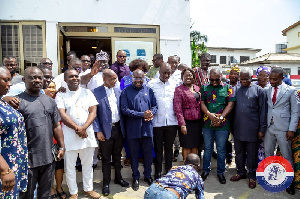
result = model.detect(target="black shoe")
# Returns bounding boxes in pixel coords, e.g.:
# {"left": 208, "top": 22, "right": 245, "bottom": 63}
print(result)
{"left": 132, "top": 179, "right": 139, "bottom": 191}
{"left": 102, "top": 185, "right": 110, "bottom": 196}
{"left": 201, "top": 172, "right": 209, "bottom": 181}
{"left": 217, "top": 174, "right": 226, "bottom": 184}
{"left": 114, "top": 179, "right": 130, "bottom": 187}
{"left": 154, "top": 172, "right": 161, "bottom": 180}
{"left": 144, "top": 177, "right": 154, "bottom": 185}
{"left": 174, "top": 150, "right": 179, "bottom": 157}
{"left": 286, "top": 183, "right": 295, "bottom": 195}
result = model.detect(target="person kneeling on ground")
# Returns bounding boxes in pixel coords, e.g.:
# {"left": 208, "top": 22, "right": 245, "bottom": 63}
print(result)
{"left": 144, "top": 153, "right": 204, "bottom": 199}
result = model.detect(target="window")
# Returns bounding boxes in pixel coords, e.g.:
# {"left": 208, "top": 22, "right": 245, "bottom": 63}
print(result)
{"left": 230, "top": 56, "right": 237, "bottom": 63}
{"left": 211, "top": 55, "right": 216, "bottom": 63}
{"left": 220, "top": 56, "right": 226, "bottom": 64}
{"left": 240, "top": 56, "right": 250, "bottom": 63}
{"left": 0, "top": 21, "right": 46, "bottom": 74}
{"left": 1, "top": 25, "right": 20, "bottom": 69}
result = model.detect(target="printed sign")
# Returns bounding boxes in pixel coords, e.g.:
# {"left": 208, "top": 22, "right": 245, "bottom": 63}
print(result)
{"left": 257, "top": 156, "right": 294, "bottom": 193}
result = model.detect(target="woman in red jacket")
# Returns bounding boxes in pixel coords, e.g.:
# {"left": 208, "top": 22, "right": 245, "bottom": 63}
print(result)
{"left": 173, "top": 68, "right": 202, "bottom": 160}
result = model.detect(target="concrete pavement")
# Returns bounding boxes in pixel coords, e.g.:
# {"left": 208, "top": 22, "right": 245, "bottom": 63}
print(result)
{"left": 59, "top": 156, "right": 300, "bottom": 199}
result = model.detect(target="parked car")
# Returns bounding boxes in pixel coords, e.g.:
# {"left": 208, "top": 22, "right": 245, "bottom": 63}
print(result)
{"left": 291, "top": 79, "right": 300, "bottom": 91}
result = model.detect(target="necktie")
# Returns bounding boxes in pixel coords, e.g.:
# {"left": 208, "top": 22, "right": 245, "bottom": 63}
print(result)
{"left": 272, "top": 87, "right": 278, "bottom": 105}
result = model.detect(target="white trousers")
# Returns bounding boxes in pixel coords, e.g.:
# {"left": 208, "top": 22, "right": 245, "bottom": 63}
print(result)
{"left": 65, "top": 147, "right": 95, "bottom": 195}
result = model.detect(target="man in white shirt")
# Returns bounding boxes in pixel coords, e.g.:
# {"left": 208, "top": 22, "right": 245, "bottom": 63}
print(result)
{"left": 80, "top": 50, "right": 111, "bottom": 90}
{"left": 53, "top": 58, "right": 82, "bottom": 91}
{"left": 92, "top": 69, "right": 129, "bottom": 196}
{"left": 55, "top": 69, "right": 100, "bottom": 199}
{"left": 148, "top": 63, "right": 178, "bottom": 179}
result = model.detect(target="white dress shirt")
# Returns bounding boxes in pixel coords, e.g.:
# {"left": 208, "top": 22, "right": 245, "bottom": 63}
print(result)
{"left": 148, "top": 78, "right": 178, "bottom": 127}
{"left": 271, "top": 83, "right": 283, "bottom": 99}
{"left": 105, "top": 86, "right": 120, "bottom": 123}
{"left": 53, "top": 73, "right": 67, "bottom": 91}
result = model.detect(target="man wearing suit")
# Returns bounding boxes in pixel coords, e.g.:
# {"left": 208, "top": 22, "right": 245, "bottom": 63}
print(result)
{"left": 264, "top": 67, "right": 297, "bottom": 195}
{"left": 120, "top": 69, "right": 158, "bottom": 191}
{"left": 93, "top": 69, "right": 129, "bottom": 196}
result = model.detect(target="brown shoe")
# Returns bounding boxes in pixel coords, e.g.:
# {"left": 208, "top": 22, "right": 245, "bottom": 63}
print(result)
{"left": 249, "top": 179, "right": 256, "bottom": 189}
{"left": 124, "top": 158, "right": 130, "bottom": 166}
{"left": 230, "top": 174, "right": 247, "bottom": 181}
{"left": 84, "top": 190, "right": 101, "bottom": 199}
{"left": 69, "top": 194, "right": 78, "bottom": 199}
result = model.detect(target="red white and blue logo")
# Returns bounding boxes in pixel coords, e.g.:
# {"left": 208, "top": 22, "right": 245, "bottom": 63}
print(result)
{"left": 257, "top": 156, "right": 294, "bottom": 193}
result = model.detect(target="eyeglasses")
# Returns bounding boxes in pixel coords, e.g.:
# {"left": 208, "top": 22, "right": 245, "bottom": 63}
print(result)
{"left": 81, "top": 60, "right": 91, "bottom": 63}
{"left": 44, "top": 75, "right": 54, "bottom": 81}
{"left": 132, "top": 77, "right": 144, "bottom": 81}
{"left": 74, "top": 67, "right": 82, "bottom": 72}
{"left": 41, "top": 62, "right": 53, "bottom": 66}
{"left": 209, "top": 78, "right": 220, "bottom": 82}
{"left": 118, "top": 56, "right": 127, "bottom": 58}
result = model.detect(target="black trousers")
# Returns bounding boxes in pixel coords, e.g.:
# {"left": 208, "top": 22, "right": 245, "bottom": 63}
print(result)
{"left": 19, "top": 161, "right": 55, "bottom": 199}
{"left": 234, "top": 138, "right": 258, "bottom": 179}
{"left": 99, "top": 123, "right": 123, "bottom": 186}
{"left": 153, "top": 125, "right": 178, "bottom": 174}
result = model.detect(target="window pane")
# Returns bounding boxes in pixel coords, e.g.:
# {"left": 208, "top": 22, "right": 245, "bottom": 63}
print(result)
{"left": 1, "top": 25, "right": 20, "bottom": 67}
{"left": 211, "top": 55, "right": 216, "bottom": 63}
{"left": 22, "top": 25, "right": 43, "bottom": 68}
{"left": 220, "top": 56, "right": 226, "bottom": 64}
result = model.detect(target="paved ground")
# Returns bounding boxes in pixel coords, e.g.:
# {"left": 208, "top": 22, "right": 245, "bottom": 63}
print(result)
{"left": 59, "top": 159, "right": 300, "bottom": 199}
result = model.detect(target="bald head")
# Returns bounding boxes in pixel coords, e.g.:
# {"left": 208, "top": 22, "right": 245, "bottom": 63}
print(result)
{"left": 24, "top": 67, "right": 43, "bottom": 77}
{"left": 23, "top": 67, "right": 44, "bottom": 95}
{"left": 103, "top": 69, "right": 117, "bottom": 88}
{"left": 185, "top": 153, "right": 201, "bottom": 167}
{"left": 159, "top": 63, "right": 171, "bottom": 82}
{"left": 0, "top": 66, "right": 9, "bottom": 74}
{"left": 103, "top": 69, "right": 116, "bottom": 78}
{"left": 132, "top": 69, "right": 144, "bottom": 77}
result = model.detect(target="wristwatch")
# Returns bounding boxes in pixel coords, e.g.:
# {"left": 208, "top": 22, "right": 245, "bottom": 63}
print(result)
{"left": 219, "top": 116, "right": 224, "bottom": 120}
{"left": 59, "top": 147, "right": 66, "bottom": 151}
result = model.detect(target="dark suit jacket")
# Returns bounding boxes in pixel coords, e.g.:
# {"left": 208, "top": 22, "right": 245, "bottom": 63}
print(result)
{"left": 92, "top": 85, "right": 125, "bottom": 139}
{"left": 173, "top": 84, "right": 201, "bottom": 126}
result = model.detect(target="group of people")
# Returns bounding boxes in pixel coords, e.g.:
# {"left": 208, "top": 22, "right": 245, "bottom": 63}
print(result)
{"left": 0, "top": 49, "right": 299, "bottom": 199}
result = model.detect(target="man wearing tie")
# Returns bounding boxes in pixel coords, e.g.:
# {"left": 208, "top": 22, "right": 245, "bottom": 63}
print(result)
{"left": 93, "top": 69, "right": 129, "bottom": 196}
{"left": 264, "top": 67, "right": 297, "bottom": 195}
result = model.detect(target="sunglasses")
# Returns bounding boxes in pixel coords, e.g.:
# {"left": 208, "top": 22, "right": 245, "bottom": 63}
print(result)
{"left": 81, "top": 60, "right": 91, "bottom": 63}
{"left": 118, "top": 56, "right": 127, "bottom": 58}
{"left": 41, "top": 62, "right": 53, "bottom": 66}
{"left": 209, "top": 78, "right": 220, "bottom": 82}
{"left": 132, "top": 77, "right": 144, "bottom": 81}
{"left": 5, "top": 63, "right": 17, "bottom": 67}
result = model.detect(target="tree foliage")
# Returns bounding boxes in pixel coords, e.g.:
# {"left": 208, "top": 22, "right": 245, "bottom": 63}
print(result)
{"left": 190, "top": 31, "right": 208, "bottom": 68}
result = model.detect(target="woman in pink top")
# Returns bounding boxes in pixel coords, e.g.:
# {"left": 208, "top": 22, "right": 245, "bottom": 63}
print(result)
{"left": 173, "top": 68, "right": 202, "bottom": 160}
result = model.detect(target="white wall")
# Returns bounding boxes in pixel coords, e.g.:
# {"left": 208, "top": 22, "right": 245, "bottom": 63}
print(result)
{"left": 208, "top": 49, "right": 258, "bottom": 64}
{"left": 0, "top": 0, "right": 191, "bottom": 76}
{"left": 286, "top": 24, "right": 300, "bottom": 49}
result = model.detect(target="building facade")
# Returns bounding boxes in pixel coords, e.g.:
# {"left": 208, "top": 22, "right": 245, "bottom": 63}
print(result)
{"left": 282, "top": 21, "right": 300, "bottom": 54}
{"left": 0, "top": 0, "right": 191, "bottom": 76}
{"left": 207, "top": 47, "right": 261, "bottom": 67}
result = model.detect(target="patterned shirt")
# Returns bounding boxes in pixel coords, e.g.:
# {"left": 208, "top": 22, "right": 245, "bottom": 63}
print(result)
{"left": 194, "top": 67, "right": 209, "bottom": 87}
{"left": 146, "top": 66, "right": 160, "bottom": 79}
{"left": 201, "top": 82, "right": 236, "bottom": 130}
{"left": 0, "top": 99, "right": 28, "bottom": 197}
{"left": 157, "top": 165, "right": 204, "bottom": 199}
